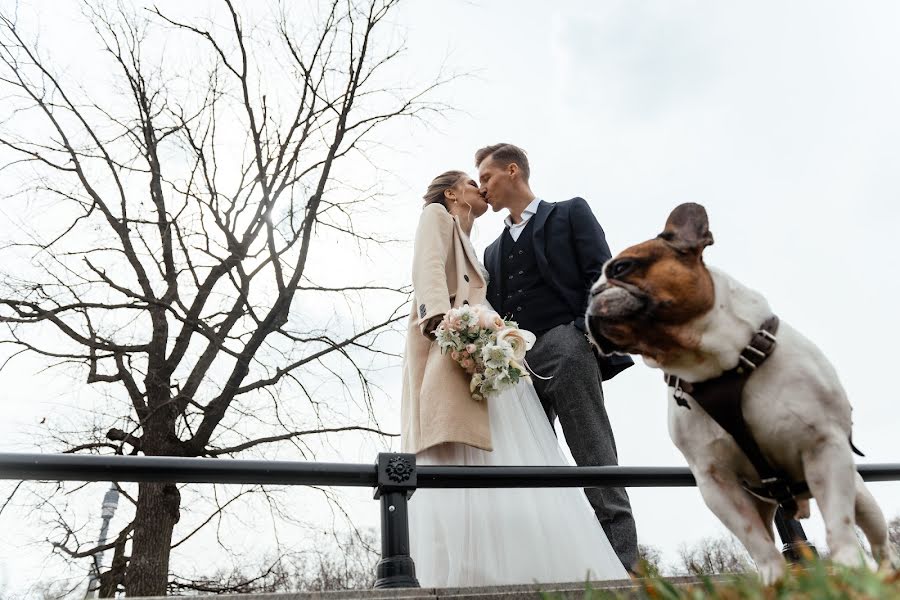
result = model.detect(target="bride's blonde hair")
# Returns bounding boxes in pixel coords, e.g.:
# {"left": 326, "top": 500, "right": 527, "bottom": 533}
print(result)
{"left": 422, "top": 170, "right": 467, "bottom": 209}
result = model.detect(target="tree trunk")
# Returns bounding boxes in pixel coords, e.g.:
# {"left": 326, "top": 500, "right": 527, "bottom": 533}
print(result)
{"left": 125, "top": 482, "right": 181, "bottom": 596}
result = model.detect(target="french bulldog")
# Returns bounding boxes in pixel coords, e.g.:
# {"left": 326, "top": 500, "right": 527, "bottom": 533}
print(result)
{"left": 586, "top": 202, "right": 897, "bottom": 583}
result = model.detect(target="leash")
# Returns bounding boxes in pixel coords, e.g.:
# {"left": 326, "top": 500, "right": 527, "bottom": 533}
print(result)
{"left": 664, "top": 316, "right": 813, "bottom": 518}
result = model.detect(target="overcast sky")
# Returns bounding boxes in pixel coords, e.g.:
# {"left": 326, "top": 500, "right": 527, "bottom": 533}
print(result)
{"left": 2, "top": 0, "right": 900, "bottom": 594}
{"left": 393, "top": 0, "right": 900, "bottom": 575}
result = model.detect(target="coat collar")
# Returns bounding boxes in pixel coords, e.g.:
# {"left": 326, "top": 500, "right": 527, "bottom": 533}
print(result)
{"left": 502, "top": 197, "right": 543, "bottom": 229}
{"left": 452, "top": 215, "right": 486, "bottom": 287}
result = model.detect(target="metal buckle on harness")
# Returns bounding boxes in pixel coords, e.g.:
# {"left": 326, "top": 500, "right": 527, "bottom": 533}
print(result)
{"left": 745, "top": 345, "right": 767, "bottom": 359}
{"left": 758, "top": 328, "right": 777, "bottom": 342}
{"left": 670, "top": 376, "right": 691, "bottom": 409}
{"left": 738, "top": 355, "right": 758, "bottom": 370}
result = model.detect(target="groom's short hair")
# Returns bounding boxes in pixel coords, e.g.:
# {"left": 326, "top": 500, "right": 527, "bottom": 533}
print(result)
{"left": 475, "top": 143, "right": 530, "bottom": 182}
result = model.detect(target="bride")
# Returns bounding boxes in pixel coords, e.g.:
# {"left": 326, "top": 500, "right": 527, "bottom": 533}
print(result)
{"left": 401, "top": 170, "right": 629, "bottom": 587}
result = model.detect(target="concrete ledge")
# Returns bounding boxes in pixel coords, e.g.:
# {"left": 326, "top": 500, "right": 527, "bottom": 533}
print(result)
{"left": 132, "top": 576, "right": 715, "bottom": 599}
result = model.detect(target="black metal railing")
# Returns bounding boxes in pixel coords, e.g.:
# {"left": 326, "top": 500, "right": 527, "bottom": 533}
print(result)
{"left": 1, "top": 452, "right": 899, "bottom": 588}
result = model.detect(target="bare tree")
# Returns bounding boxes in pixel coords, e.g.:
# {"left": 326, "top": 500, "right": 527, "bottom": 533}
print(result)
{"left": 0, "top": 0, "right": 444, "bottom": 595}
{"left": 636, "top": 543, "right": 666, "bottom": 576}
{"left": 676, "top": 535, "right": 753, "bottom": 576}
{"left": 168, "top": 528, "right": 378, "bottom": 594}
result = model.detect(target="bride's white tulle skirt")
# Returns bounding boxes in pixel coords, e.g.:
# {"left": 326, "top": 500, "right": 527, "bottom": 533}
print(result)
{"left": 409, "top": 377, "right": 628, "bottom": 587}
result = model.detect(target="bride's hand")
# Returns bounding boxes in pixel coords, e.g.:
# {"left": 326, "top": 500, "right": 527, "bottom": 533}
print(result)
{"left": 423, "top": 315, "right": 444, "bottom": 339}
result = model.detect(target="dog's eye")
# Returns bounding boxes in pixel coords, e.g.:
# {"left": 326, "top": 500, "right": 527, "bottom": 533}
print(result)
{"left": 608, "top": 259, "right": 636, "bottom": 279}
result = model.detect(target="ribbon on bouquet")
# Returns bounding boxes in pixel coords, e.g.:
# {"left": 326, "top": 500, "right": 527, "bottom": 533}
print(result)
{"left": 523, "top": 358, "right": 553, "bottom": 381}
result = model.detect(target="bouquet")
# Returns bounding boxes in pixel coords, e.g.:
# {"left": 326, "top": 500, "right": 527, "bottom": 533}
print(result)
{"left": 434, "top": 304, "right": 536, "bottom": 401}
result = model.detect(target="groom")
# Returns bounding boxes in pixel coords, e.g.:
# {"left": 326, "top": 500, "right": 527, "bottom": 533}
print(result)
{"left": 477, "top": 143, "right": 639, "bottom": 572}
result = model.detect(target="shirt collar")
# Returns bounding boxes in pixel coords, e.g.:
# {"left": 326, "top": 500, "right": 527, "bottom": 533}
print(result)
{"left": 504, "top": 197, "right": 542, "bottom": 229}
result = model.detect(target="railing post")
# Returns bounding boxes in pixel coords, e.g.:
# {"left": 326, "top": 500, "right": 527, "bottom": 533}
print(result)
{"left": 373, "top": 452, "right": 419, "bottom": 589}
{"left": 774, "top": 507, "right": 818, "bottom": 563}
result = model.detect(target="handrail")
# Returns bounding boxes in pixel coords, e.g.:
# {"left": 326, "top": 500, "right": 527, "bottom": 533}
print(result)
{"left": 2, "top": 452, "right": 899, "bottom": 590}
{"left": 2, "top": 452, "right": 898, "bottom": 487}
{"left": 0, "top": 452, "right": 376, "bottom": 486}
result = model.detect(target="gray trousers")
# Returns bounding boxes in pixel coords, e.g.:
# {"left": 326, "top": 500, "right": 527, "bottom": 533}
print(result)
{"left": 528, "top": 322, "right": 639, "bottom": 571}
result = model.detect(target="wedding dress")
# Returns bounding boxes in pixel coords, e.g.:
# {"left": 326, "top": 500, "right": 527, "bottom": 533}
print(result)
{"left": 408, "top": 254, "right": 628, "bottom": 587}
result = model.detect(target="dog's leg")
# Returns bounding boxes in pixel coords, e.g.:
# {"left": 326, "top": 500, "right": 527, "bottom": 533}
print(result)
{"left": 695, "top": 469, "right": 785, "bottom": 584}
{"left": 852, "top": 474, "right": 899, "bottom": 569}
{"left": 802, "top": 441, "right": 874, "bottom": 568}
{"left": 752, "top": 499, "right": 777, "bottom": 544}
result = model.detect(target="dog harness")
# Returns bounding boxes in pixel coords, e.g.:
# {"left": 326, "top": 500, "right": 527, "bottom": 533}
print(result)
{"left": 664, "top": 315, "right": 815, "bottom": 518}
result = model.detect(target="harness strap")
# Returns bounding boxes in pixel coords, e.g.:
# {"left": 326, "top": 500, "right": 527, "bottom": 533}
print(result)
{"left": 665, "top": 316, "right": 808, "bottom": 516}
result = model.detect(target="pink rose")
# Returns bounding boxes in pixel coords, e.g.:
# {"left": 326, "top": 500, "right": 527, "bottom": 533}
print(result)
{"left": 461, "top": 358, "right": 475, "bottom": 370}
{"left": 450, "top": 351, "right": 460, "bottom": 361}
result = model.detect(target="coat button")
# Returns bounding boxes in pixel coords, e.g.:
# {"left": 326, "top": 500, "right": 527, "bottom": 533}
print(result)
{"left": 518, "top": 250, "right": 524, "bottom": 255}
{"left": 518, "top": 270, "right": 524, "bottom": 275}
{"left": 463, "top": 274, "right": 469, "bottom": 282}
{"left": 508, "top": 275, "right": 513, "bottom": 280}
{"left": 516, "top": 306, "right": 523, "bottom": 312}
{"left": 508, "top": 254, "right": 513, "bottom": 259}
{"left": 463, "top": 300, "right": 469, "bottom": 305}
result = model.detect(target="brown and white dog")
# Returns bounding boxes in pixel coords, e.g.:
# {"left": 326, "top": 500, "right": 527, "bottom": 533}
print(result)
{"left": 586, "top": 203, "right": 898, "bottom": 583}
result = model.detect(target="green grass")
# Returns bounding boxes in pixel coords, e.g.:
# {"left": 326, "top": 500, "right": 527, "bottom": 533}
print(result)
{"left": 541, "top": 561, "right": 900, "bottom": 599}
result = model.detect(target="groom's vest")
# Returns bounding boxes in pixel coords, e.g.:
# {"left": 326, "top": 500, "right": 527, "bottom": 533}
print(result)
{"left": 499, "top": 218, "right": 574, "bottom": 335}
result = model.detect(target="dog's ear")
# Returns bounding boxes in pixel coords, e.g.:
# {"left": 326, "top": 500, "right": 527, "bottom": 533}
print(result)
{"left": 658, "top": 202, "right": 714, "bottom": 253}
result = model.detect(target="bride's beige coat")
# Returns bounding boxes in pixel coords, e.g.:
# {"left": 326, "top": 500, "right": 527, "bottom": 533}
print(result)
{"left": 402, "top": 203, "right": 490, "bottom": 453}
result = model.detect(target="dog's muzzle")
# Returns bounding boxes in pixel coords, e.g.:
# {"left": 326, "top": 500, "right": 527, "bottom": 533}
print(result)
{"left": 586, "top": 283, "right": 647, "bottom": 355}
{"left": 587, "top": 283, "right": 647, "bottom": 319}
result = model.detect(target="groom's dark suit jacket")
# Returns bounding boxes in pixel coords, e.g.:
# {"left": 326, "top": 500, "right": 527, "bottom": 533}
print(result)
{"left": 484, "top": 198, "right": 633, "bottom": 381}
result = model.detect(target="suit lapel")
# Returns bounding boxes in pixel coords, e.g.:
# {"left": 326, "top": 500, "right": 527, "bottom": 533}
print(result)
{"left": 531, "top": 200, "right": 556, "bottom": 281}
{"left": 531, "top": 200, "right": 578, "bottom": 312}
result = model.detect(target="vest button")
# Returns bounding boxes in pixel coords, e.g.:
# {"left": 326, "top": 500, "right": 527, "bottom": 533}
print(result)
{"left": 516, "top": 306, "right": 523, "bottom": 311}
{"left": 508, "top": 254, "right": 513, "bottom": 259}
{"left": 508, "top": 275, "right": 513, "bottom": 280}
{"left": 463, "top": 274, "right": 469, "bottom": 282}
{"left": 518, "top": 250, "right": 524, "bottom": 255}
{"left": 518, "top": 270, "right": 524, "bottom": 275}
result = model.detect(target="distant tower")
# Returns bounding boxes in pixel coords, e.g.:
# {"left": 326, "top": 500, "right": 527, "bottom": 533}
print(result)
{"left": 84, "top": 485, "right": 119, "bottom": 598}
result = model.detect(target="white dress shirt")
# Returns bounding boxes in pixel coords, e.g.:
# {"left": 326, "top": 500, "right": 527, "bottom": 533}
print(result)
{"left": 503, "top": 197, "right": 542, "bottom": 242}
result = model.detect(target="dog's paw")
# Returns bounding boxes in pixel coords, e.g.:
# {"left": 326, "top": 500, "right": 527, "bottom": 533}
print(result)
{"left": 877, "top": 543, "right": 900, "bottom": 571}
{"left": 757, "top": 559, "right": 786, "bottom": 586}
{"left": 830, "top": 545, "right": 877, "bottom": 570}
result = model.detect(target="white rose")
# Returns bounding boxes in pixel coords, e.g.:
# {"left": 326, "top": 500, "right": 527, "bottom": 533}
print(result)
{"left": 494, "top": 327, "right": 536, "bottom": 361}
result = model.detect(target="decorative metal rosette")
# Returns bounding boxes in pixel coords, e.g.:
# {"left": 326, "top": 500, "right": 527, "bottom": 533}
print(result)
{"left": 385, "top": 456, "right": 413, "bottom": 483}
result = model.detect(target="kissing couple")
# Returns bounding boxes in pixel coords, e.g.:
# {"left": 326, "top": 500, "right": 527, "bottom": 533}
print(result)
{"left": 401, "top": 143, "right": 639, "bottom": 586}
